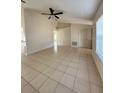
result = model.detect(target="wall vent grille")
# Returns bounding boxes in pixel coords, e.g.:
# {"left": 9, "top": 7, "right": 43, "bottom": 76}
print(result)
{"left": 72, "top": 41, "right": 77, "bottom": 46}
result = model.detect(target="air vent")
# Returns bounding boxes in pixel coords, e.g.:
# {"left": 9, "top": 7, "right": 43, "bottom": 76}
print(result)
{"left": 72, "top": 41, "right": 77, "bottom": 46}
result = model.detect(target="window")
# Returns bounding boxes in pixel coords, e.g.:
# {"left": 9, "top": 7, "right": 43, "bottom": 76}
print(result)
{"left": 96, "top": 15, "right": 103, "bottom": 61}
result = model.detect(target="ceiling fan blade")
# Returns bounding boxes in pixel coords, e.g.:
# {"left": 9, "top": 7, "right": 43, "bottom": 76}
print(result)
{"left": 41, "top": 13, "right": 51, "bottom": 15}
{"left": 54, "top": 15, "right": 59, "bottom": 19}
{"left": 49, "top": 8, "right": 54, "bottom": 14}
{"left": 54, "top": 12, "right": 63, "bottom": 15}
{"left": 21, "top": 0, "right": 26, "bottom": 3}
{"left": 48, "top": 16, "right": 51, "bottom": 19}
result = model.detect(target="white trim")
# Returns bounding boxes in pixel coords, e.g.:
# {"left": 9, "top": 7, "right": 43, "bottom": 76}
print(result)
{"left": 27, "top": 44, "right": 53, "bottom": 55}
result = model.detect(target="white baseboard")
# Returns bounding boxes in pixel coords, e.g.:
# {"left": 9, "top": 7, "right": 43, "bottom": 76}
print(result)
{"left": 27, "top": 44, "right": 53, "bottom": 55}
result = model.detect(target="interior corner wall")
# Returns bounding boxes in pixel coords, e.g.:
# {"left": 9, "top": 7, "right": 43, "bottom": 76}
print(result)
{"left": 70, "top": 24, "right": 92, "bottom": 48}
{"left": 92, "top": 2, "right": 103, "bottom": 80}
{"left": 24, "top": 9, "right": 54, "bottom": 55}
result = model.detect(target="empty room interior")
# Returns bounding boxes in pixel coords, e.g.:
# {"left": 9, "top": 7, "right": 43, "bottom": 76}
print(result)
{"left": 21, "top": 0, "right": 103, "bottom": 93}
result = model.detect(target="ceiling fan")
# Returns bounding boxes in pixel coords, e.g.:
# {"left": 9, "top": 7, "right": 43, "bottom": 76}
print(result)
{"left": 41, "top": 8, "right": 63, "bottom": 20}
{"left": 21, "top": 0, "right": 26, "bottom": 3}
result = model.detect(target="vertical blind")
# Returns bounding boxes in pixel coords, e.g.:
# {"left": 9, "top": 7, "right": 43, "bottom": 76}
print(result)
{"left": 96, "top": 15, "right": 103, "bottom": 61}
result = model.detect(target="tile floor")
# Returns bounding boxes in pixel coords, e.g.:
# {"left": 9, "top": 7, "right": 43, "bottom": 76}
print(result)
{"left": 21, "top": 46, "right": 103, "bottom": 93}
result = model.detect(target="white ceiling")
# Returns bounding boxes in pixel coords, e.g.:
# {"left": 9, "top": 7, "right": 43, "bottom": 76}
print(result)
{"left": 23, "top": 0, "right": 102, "bottom": 25}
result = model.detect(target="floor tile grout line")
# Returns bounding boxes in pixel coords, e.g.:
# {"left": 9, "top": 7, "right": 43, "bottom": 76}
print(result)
{"left": 25, "top": 56, "right": 80, "bottom": 76}
{"left": 23, "top": 58, "right": 73, "bottom": 77}
{"left": 22, "top": 64, "right": 59, "bottom": 93}
{"left": 52, "top": 81, "right": 59, "bottom": 93}
{"left": 87, "top": 54, "right": 103, "bottom": 87}
{"left": 23, "top": 61, "right": 75, "bottom": 92}
{"left": 22, "top": 47, "right": 102, "bottom": 93}
{"left": 21, "top": 64, "right": 42, "bottom": 82}
{"left": 86, "top": 54, "right": 92, "bottom": 93}
{"left": 21, "top": 76, "right": 40, "bottom": 93}
{"left": 37, "top": 76, "right": 49, "bottom": 91}
{"left": 72, "top": 64, "right": 78, "bottom": 93}
{"left": 23, "top": 57, "right": 84, "bottom": 85}
{"left": 89, "top": 81, "right": 103, "bottom": 88}
{"left": 49, "top": 66, "right": 75, "bottom": 91}
{"left": 21, "top": 77, "right": 28, "bottom": 88}
{"left": 22, "top": 63, "right": 50, "bottom": 82}
{"left": 38, "top": 72, "right": 74, "bottom": 93}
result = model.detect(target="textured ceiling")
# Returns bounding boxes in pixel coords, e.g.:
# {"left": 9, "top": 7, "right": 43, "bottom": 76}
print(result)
{"left": 22, "top": 0, "right": 102, "bottom": 24}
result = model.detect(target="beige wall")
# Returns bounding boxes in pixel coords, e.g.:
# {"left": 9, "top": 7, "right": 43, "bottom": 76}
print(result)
{"left": 24, "top": 9, "right": 54, "bottom": 55}
{"left": 57, "top": 27, "right": 71, "bottom": 46}
{"left": 71, "top": 24, "right": 92, "bottom": 48}
{"left": 92, "top": 2, "right": 103, "bottom": 80}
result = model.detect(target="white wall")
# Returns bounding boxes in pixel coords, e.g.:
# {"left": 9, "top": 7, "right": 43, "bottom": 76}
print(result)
{"left": 57, "top": 27, "right": 71, "bottom": 46}
{"left": 92, "top": 2, "right": 103, "bottom": 80}
{"left": 79, "top": 28, "right": 92, "bottom": 48}
{"left": 21, "top": 6, "right": 27, "bottom": 55}
{"left": 24, "top": 9, "right": 54, "bottom": 55}
{"left": 21, "top": 7, "right": 25, "bottom": 41}
{"left": 71, "top": 24, "right": 92, "bottom": 48}
{"left": 56, "top": 23, "right": 70, "bottom": 29}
